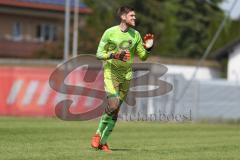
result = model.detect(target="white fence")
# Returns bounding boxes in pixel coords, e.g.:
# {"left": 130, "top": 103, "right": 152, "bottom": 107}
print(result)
{"left": 119, "top": 72, "right": 240, "bottom": 121}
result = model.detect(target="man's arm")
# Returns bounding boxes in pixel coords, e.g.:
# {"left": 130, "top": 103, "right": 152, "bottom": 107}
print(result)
{"left": 136, "top": 32, "right": 154, "bottom": 61}
{"left": 96, "top": 30, "right": 112, "bottom": 60}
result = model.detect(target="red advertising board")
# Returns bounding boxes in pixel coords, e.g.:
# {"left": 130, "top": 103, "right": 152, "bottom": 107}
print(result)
{"left": 0, "top": 66, "right": 104, "bottom": 117}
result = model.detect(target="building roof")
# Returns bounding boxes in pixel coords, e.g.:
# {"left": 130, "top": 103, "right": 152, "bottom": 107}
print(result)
{"left": 0, "top": 0, "right": 92, "bottom": 14}
{"left": 214, "top": 38, "right": 240, "bottom": 59}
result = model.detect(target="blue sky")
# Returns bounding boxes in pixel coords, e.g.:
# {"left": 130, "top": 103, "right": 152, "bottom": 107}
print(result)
{"left": 220, "top": 0, "right": 240, "bottom": 19}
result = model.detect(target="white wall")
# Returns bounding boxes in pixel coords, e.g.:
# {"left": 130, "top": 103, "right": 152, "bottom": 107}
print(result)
{"left": 228, "top": 44, "right": 240, "bottom": 83}
{"left": 165, "top": 64, "right": 220, "bottom": 80}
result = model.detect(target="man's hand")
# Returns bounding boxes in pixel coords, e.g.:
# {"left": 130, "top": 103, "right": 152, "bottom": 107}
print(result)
{"left": 110, "top": 50, "right": 130, "bottom": 62}
{"left": 144, "top": 34, "right": 154, "bottom": 51}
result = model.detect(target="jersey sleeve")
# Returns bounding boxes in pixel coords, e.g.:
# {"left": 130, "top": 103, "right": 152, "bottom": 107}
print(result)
{"left": 136, "top": 32, "right": 149, "bottom": 61}
{"left": 96, "top": 29, "right": 112, "bottom": 60}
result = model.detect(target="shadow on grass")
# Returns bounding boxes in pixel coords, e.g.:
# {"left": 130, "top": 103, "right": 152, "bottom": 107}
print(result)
{"left": 111, "top": 148, "right": 133, "bottom": 152}
{"left": 112, "top": 148, "right": 156, "bottom": 152}
{"left": 90, "top": 148, "right": 152, "bottom": 152}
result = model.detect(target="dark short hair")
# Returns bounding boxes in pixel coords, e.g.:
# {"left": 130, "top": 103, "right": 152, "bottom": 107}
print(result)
{"left": 117, "top": 6, "right": 134, "bottom": 19}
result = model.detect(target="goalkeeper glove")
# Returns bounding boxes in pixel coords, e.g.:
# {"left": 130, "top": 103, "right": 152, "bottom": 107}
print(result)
{"left": 144, "top": 33, "right": 154, "bottom": 51}
{"left": 110, "top": 50, "right": 130, "bottom": 62}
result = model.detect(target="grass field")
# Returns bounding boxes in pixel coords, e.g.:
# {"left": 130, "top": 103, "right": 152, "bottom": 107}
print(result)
{"left": 0, "top": 117, "right": 240, "bottom": 160}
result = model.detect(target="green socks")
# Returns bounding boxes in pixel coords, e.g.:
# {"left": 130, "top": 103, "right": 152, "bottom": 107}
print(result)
{"left": 95, "top": 113, "right": 117, "bottom": 145}
{"left": 100, "top": 118, "right": 116, "bottom": 145}
{"left": 96, "top": 100, "right": 123, "bottom": 144}
{"left": 96, "top": 113, "right": 111, "bottom": 135}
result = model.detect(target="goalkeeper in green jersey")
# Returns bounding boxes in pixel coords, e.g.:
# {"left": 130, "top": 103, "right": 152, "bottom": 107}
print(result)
{"left": 91, "top": 6, "right": 154, "bottom": 152}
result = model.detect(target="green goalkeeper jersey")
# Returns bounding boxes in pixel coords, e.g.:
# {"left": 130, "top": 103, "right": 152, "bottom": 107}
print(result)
{"left": 96, "top": 25, "right": 149, "bottom": 80}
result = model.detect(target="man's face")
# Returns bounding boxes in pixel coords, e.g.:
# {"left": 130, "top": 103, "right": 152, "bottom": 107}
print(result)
{"left": 122, "top": 11, "right": 136, "bottom": 27}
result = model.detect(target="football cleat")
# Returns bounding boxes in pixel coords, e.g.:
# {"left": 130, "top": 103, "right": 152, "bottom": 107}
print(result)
{"left": 91, "top": 133, "right": 101, "bottom": 149}
{"left": 99, "top": 144, "right": 112, "bottom": 153}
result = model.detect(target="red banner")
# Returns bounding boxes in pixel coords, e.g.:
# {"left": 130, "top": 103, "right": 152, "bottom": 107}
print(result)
{"left": 0, "top": 66, "right": 104, "bottom": 117}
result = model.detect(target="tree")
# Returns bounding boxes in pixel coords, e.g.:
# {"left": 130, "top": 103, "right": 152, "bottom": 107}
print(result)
{"left": 79, "top": 0, "right": 226, "bottom": 59}
{"left": 174, "top": 0, "right": 224, "bottom": 58}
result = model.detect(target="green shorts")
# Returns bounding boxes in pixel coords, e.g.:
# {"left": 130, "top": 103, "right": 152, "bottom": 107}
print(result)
{"left": 104, "top": 69, "right": 130, "bottom": 101}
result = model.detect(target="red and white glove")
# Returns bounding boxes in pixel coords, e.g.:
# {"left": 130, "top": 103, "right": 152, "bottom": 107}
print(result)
{"left": 144, "top": 33, "right": 154, "bottom": 51}
{"left": 110, "top": 50, "right": 130, "bottom": 62}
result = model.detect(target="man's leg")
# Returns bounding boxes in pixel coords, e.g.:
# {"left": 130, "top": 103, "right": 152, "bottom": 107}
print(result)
{"left": 95, "top": 113, "right": 112, "bottom": 136}
{"left": 100, "top": 80, "right": 130, "bottom": 145}
{"left": 99, "top": 97, "right": 121, "bottom": 145}
{"left": 96, "top": 74, "right": 119, "bottom": 136}
{"left": 91, "top": 110, "right": 114, "bottom": 149}
{"left": 91, "top": 74, "right": 119, "bottom": 149}
{"left": 95, "top": 96, "right": 119, "bottom": 136}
